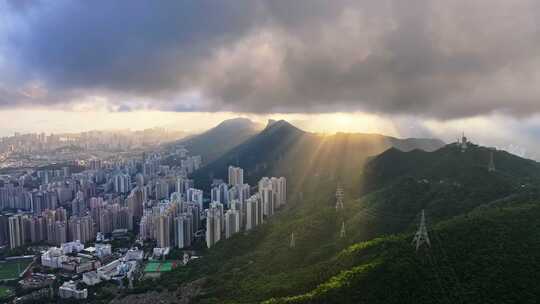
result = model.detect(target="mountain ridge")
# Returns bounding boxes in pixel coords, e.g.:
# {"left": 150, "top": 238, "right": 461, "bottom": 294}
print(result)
{"left": 177, "top": 118, "right": 263, "bottom": 163}
{"left": 191, "top": 119, "right": 446, "bottom": 192}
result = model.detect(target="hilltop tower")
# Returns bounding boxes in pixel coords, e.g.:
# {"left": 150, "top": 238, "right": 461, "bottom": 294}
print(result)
{"left": 412, "top": 210, "right": 431, "bottom": 251}
{"left": 335, "top": 183, "right": 345, "bottom": 210}
{"left": 460, "top": 132, "right": 468, "bottom": 152}
{"left": 488, "top": 150, "right": 496, "bottom": 172}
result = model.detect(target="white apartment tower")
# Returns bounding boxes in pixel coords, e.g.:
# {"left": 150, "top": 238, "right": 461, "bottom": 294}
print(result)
{"left": 8, "top": 214, "right": 26, "bottom": 249}
{"left": 245, "top": 195, "right": 263, "bottom": 230}
{"left": 224, "top": 209, "right": 241, "bottom": 239}
{"left": 206, "top": 206, "right": 222, "bottom": 248}
{"left": 175, "top": 214, "right": 193, "bottom": 249}
{"left": 228, "top": 166, "right": 244, "bottom": 186}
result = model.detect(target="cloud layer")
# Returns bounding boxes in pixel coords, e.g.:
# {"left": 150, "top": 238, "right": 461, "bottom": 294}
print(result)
{"left": 2, "top": 0, "right": 540, "bottom": 119}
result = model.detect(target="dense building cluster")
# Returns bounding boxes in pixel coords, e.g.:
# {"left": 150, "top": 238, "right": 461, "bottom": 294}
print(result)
{"left": 205, "top": 166, "right": 287, "bottom": 248}
{"left": 0, "top": 143, "right": 287, "bottom": 301}
{"left": 0, "top": 129, "right": 188, "bottom": 171}
{"left": 0, "top": 129, "right": 187, "bottom": 155}
{"left": 0, "top": 148, "right": 201, "bottom": 250}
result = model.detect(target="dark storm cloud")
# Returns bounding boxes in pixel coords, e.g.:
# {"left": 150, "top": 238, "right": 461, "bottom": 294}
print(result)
{"left": 3, "top": 0, "right": 540, "bottom": 119}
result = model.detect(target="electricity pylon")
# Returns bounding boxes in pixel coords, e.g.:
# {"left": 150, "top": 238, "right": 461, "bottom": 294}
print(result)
{"left": 412, "top": 209, "right": 431, "bottom": 251}
{"left": 340, "top": 221, "right": 346, "bottom": 238}
{"left": 290, "top": 232, "right": 295, "bottom": 248}
{"left": 335, "top": 183, "right": 345, "bottom": 210}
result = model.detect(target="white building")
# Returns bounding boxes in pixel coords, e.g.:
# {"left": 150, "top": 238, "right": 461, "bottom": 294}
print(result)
{"left": 59, "top": 281, "right": 88, "bottom": 299}
{"left": 113, "top": 173, "right": 132, "bottom": 194}
{"left": 245, "top": 195, "right": 262, "bottom": 231}
{"left": 211, "top": 182, "right": 230, "bottom": 205}
{"left": 206, "top": 205, "right": 222, "bottom": 248}
{"left": 125, "top": 247, "right": 144, "bottom": 261}
{"left": 61, "top": 240, "right": 85, "bottom": 254}
{"left": 41, "top": 247, "right": 67, "bottom": 268}
{"left": 97, "top": 259, "right": 121, "bottom": 281}
{"left": 224, "top": 209, "right": 241, "bottom": 239}
{"left": 186, "top": 188, "right": 203, "bottom": 210}
{"left": 82, "top": 271, "right": 101, "bottom": 286}
{"left": 153, "top": 247, "right": 170, "bottom": 258}
{"left": 260, "top": 186, "right": 275, "bottom": 217}
{"left": 175, "top": 214, "right": 193, "bottom": 249}
{"left": 228, "top": 166, "right": 244, "bottom": 186}
{"left": 95, "top": 243, "right": 112, "bottom": 258}
{"left": 259, "top": 177, "right": 287, "bottom": 213}
{"left": 273, "top": 177, "right": 287, "bottom": 207}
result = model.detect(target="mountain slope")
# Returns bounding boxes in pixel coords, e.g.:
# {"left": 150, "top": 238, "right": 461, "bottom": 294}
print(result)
{"left": 192, "top": 120, "right": 445, "bottom": 192}
{"left": 128, "top": 142, "right": 540, "bottom": 304}
{"left": 361, "top": 143, "right": 540, "bottom": 194}
{"left": 179, "top": 118, "right": 263, "bottom": 163}
{"left": 267, "top": 203, "right": 540, "bottom": 304}
{"left": 342, "top": 143, "right": 540, "bottom": 243}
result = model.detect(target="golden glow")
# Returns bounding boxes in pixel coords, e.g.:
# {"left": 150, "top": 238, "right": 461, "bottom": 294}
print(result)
{"left": 268, "top": 112, "right": 399, "bottom": 136}
{"left": 0, "top": 109, "right": 399, "bottom": 137}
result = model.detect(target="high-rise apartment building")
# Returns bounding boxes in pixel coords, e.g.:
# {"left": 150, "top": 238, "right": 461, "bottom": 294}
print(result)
{"left": 156, "top": 214, "right": 172, "bottom": 248}
{"left": 8, "top": 214, "right": 27, "bottom": 249}
{"left": 228, "top": 166, "right": 244, "bottom": 186}
{"left": 224, "top": 209, "right": 240, "bottom": 239}
{"left": 245, "top": 195, "right": 262, "bottom": 231}
{"left": 113, "top": 173, "right": 131, "bottom": 194}
{"left": 206, "top": 205, "right": 222, "bottom": 248}
{"left": 127, "top": 186, "right": 145, "bottom": 220}
{"left": 175, "top": 214, "right": 193, "bottom": 249}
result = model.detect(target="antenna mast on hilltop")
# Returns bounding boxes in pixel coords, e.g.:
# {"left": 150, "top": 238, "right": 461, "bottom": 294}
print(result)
{"left": 335, "top": 183, "right": 345, "bottom": 210}
{"left": 488, "top": 150, "right": 496, "bottom": 172}
{"left": 412, "top": 209, "right": 431, "bottom": 251}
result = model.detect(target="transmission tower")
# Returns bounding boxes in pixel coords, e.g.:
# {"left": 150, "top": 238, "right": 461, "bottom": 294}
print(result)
{"left": 335, "top": 183, "right": 345, "bottom": 210}
{"left": 412, "top": 209, "right": 431, "bottom": 251}
{"left": 340, "top": 221, "right": 346, "bottom": 238}
{"left": 290, "top": 232, "right": 295, "bottom": 248}
{"left": 488, "top": 150, "right": 496, "bottom": 172}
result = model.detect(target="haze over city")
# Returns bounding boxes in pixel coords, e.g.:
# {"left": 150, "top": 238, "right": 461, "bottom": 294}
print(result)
{"left": 1, "top": 1, "right": 540, "bottom": 158}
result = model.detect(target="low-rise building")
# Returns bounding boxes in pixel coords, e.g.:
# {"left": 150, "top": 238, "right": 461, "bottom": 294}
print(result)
{"left": 82, "top": 271, "right": 101, "bottom": 286}
{"left": 61, "top": 241, "right": 85, "bottom": 254}
{"left": 58, "top": 281, "right": 88, "bottom": 299}
{"left": 41, "top": 247, "right": 67, "bottom": 268}
{"left": 125, "top": 247, "right": 144, "bottom": 261}
{"left": 97, "top": 259, "right": 121, "bottom": 281}
{"left": 95, "top": 243, "right": 112, "bottom": 258}
{"left": 41, "top": 247, "right": 100, "bottom": 272}
{"left": 18, "top": 273, "right": 56, "bottom": 290}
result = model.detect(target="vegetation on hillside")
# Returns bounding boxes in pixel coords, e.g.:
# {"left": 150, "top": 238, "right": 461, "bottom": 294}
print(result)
{"left": 137, "top": 141, "right": 540, "bottom": 303}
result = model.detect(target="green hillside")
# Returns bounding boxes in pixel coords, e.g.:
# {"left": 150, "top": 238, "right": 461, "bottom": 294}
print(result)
{"left": 127, "top": 140, "right": 540, "bottom": 304}
{"left": 267, "top": 203, "right": 540, "bottom": 304}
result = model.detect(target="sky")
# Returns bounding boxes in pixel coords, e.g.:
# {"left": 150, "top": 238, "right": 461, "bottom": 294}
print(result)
{"left": 1, "top": 1, "right": 540, "bottom": 159}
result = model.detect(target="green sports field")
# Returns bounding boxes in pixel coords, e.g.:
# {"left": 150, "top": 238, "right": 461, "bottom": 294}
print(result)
{"left": 144, "top": 262, "right": 160, "bottom": 272}
{"left": 0, "top": 259, "right": 33, "bottom": 280}
{"left": 0, "top": 286, "right": 13, "bottom": 298}
{"left": 144, "top": 261, "right": 175, "bottom": 273}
